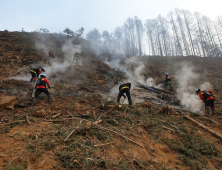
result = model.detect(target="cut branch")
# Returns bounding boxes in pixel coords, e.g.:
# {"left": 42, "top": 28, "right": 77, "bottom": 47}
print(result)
{"left": 52, "top": 112, "right": 62, "bottom": 119}
{"left": 94, "top": 142, "right": 116, "bottom": 147}
{"left": 26, "top": 114, "right": 30, "bottom": 125}
{"left": 64, "top": 120, "right": 82, "bottom": 142}
{"left": 7, "top": 152, "right": 22, "bottom": 168}
{"left": 47, "top": 117, "right": 144, "bottom": 147}
{"left": 184, "top": 115, "right": 222, "bottom": 140}
{"left": 96, "top": 107, "right": 115, "bottom": 122}
{"left": 162, "top": 125, "right": 174, "bottom": 132}
{"left": 174, "top": 108, "right": 218, "bottom": 124}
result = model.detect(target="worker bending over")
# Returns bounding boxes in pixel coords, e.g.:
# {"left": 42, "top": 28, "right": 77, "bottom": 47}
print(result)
{"left": 196, "top": 89, "right": 215, "bottom": 115}
{"left": 117, "top": 83, "right": 132, "bottom": 105}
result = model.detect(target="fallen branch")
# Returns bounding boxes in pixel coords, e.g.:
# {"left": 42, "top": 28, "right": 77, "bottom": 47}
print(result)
{"left": 174, "top": 108, "right": 218, "bottom": 124}
{"left": 52, "top": 112, "right": 62, "bottom": 119}
{"left": 64, "top": 120, "right": 82, "bottom": 142}
{"left": 10, "top": 129, "right": 21, "bottom": 137}
{"left": 66, "top": 110, "right": 74, "bottom": 118}
{"left": 96, "top": 124, "right": 144, "bottom": 148}
{"left": 26, "top": 114, "right": 30, "bottom": 125}
{"left": 7, "top": 152, "right": 22, "bottom": 168}
{"left": 0, "top": 154, "right": 7, "bottom": 157}
{"left": 184, "top": 115, "right": 222, "bottom": 140}
{"left": 0, "top": 120, "right": 26, "bottom": 128}
{"left": 96, "top": 107, "right": 115, "bottom": 122}
{"left": 51, "top": 117, "right": 144, "bottom": 148}
{"left": 94, "top": 142, "right": 116, "bottom": 147}
{"left": 94, "top": 119, "right": 102, "bottom": 125}
{"left": 162, "top": 125, "right": 174, "bottom": 132}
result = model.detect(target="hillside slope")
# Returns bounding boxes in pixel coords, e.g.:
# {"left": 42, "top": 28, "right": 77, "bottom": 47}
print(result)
{"left": 0, "top": 31, "right": 222, "bottom": 170}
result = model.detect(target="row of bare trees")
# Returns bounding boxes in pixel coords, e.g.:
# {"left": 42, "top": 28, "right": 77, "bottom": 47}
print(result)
{"left": 86, "top": 9, "right": 222, "bottom": 57}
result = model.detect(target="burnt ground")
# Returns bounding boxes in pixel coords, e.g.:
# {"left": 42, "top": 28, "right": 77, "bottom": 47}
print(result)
{"left": 0, "top": 31, "right": 222, "bottom": 170}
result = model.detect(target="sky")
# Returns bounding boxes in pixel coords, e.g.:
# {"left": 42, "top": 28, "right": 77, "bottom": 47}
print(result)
{"left": 0, "top": 0, "right": 222, "bottom": 37}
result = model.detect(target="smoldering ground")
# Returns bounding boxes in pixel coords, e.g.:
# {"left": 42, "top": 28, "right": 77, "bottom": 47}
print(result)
{"left": 176, "top": 63, "right": 213, "bottom": 113}
{"left": 8, "top": 36, "right": 82, "bottom": 83}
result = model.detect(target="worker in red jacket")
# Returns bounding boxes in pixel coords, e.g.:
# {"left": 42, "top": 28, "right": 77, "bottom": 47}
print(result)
{"left": 117, "top": 83, "right": 132, "bottom": 105}
{"left": 32, "top": 73, "right": 51, "bottom": 106}
{"left": 30, "top": 68, "right": 45, "bottom": 82}
{"left": 196, "top": 89, "right": 215, "bottom": 115}
{"left": 49, "top": 50, "right": 55, "bottom": 58}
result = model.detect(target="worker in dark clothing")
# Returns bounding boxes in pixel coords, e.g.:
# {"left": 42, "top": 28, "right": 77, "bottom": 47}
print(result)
{"left": 30, "top": 68, "right": 45, "bottom": 82}
{"left": 73, "top": 53, "right": 80, "bottom": 65}
{"left": 32, "top": 73, "right": 51, "bottom": 106}
{"left": 49, "top": 50, "right": 55, "bottom": 58}
{"left": 196, "top": 89, "right": 215, "bottom": 115}
{"left": 117, "top": 83, "right": 132, "bottom": 105}
{"left": 164, "top": 73, "right": 173, "bottom": 92}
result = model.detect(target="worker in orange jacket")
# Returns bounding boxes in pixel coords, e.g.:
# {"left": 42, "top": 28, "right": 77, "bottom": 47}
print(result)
{"left": 32, "top": 73, "right": 51, "bottom": 106}
{"left": 196, "top": 89, "right": 215, "bottom": 115}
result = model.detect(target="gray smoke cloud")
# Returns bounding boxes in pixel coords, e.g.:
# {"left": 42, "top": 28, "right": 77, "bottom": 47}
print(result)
{"left": 107, "top": 56, "right": 148, "bottom": 104}
{"left": 176, "top": 64, "right": 212, "bottom": 113}
{"left": 8, "top": 37, "right": 82, "bottom": 82}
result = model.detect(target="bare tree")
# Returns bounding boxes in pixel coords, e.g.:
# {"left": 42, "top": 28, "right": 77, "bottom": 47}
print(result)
{"left": 134, "top": 16, "right": 145, "bottom": 56}
{"left": 168, "top": 12, "right": 183, "bottom": 56}
{"left": 182, "top": 10, "right": 196, "bottom": 56}
{"left": 86, "top": 28, "right": 101, "bottom": 45}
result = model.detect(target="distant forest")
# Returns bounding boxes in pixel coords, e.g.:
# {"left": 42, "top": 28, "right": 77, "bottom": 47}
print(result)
{"left": 86, "top": 9, "right": 222, "bottom": 57}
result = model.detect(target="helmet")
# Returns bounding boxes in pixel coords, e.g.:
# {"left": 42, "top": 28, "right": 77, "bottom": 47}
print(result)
{"left": 195, "top": 89, "right": 200, "bottom": 94}
{"left": 41, "top": 68, "right": 45, "bottom": 72}
{"left": 40, "top": 73, "right": 46, "bottom": 78}
{"left": 165, "top": 73, "right": 168, "bottom": 75}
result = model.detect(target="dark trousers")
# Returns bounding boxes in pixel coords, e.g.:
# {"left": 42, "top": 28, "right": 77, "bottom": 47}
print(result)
{"left": 32, "top": 88, "right": 51, "bottom": 106}
{"left": 164, "top": 83, "right": 173, "bottom": 92}
{"left": 205, "top": 99, "right": 215, "bottom": 109}
{"left": 73, "top": 58, "right": 78, "bottom": 65}
{"left": 35, "top": 88, "right": 50, "bottom": 98}
{"left": 30, "top": 71, "right": 37, "bottom": 81}
{"left": 117, "top": 89, "right": 132, "bottom": 105}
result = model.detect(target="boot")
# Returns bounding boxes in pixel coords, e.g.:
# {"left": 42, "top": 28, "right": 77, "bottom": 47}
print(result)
{"left": 48, "top": 94, "right": 52, "bottom": 103}
{"left": 212, "top": 109, "right": 216, "bottom": 115}
{"left": 32, "top": 97, "right": 36, "bottom": 106}
{"left": 205, "top": 108, "right": 209, "bottom": 115}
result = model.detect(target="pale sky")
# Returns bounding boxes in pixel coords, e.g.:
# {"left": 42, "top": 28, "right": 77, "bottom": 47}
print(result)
{"left": 0, "top": 0, "right": 222, "bottom": 36}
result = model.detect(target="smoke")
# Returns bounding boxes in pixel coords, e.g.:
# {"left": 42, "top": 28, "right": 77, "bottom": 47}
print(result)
{"left": 107, "top": 56, "right": 151, "bottom": 104}
{"left": 8, "top": 37, "right": 82, "bottom": 82}
{"left": 200, "top": 82, "right": 213, "bottom": 91}
{"left": 146, "top": 78, "right": 155, "bottom": 86}
{"left": 176, "top": 64, "right": 211, "bottom": 112}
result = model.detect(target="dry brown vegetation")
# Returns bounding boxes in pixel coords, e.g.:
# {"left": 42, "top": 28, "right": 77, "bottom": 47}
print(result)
{"left": 0, "top": 31, "right": 222, "bottom": 170}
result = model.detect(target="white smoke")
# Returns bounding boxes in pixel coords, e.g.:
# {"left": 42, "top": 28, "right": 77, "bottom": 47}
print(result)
{"left": 8, "top": 37, "right": 82, "bottom": 81}
{"left": 107, "top": 56, "right": 150, "bottom": 104}
{"left": 176, "top": 64, "right": 212, "bottom": 113}
{"left": 200, "top": 82, "right": 213, "bottom": 91}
